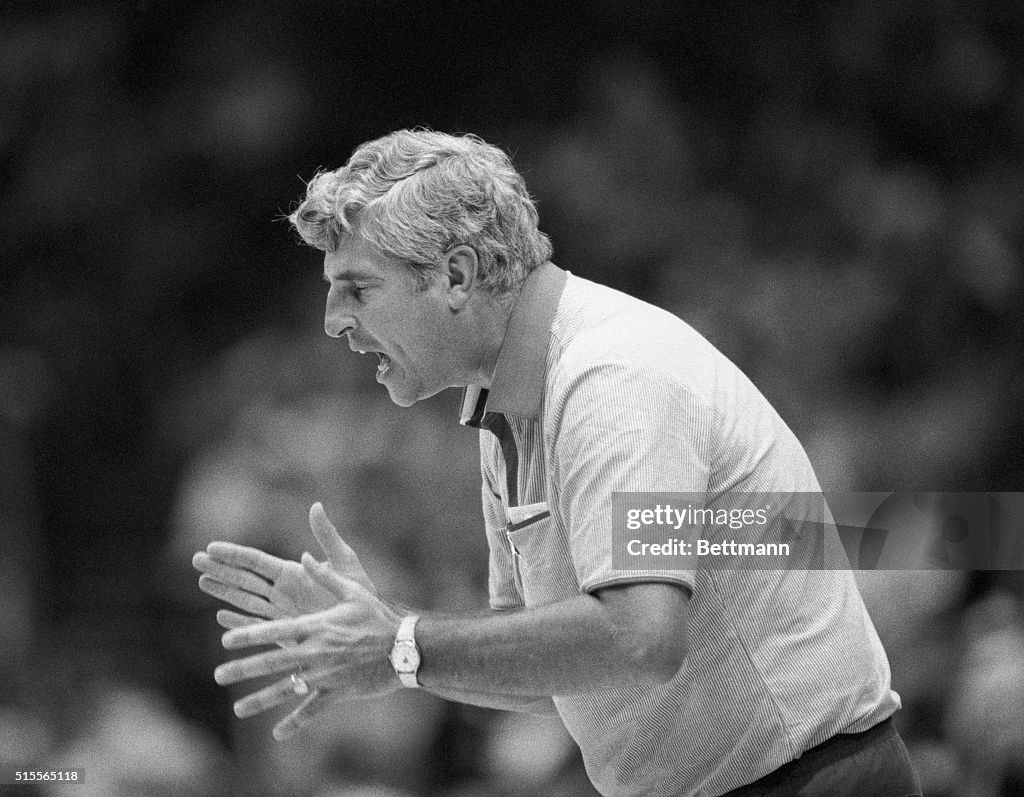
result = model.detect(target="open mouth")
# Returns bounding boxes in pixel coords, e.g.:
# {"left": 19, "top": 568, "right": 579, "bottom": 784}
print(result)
{"left": 356, "top": 349, "right": 391, "bottom": 378}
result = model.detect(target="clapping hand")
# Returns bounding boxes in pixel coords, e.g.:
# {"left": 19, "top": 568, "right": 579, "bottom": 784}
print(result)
{"left": 193, "top": 502, "right": 376, "bottom": 632}
{"left": 193, "top": 502, "right": 399, "bottom": 739}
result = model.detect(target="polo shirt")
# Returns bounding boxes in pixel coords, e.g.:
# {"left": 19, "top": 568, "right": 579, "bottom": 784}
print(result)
{"left": 460, "top": 263, "right": 900, "bottom": 797}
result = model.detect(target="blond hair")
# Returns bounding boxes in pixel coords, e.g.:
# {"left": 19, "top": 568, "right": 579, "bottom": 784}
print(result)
{"left": 289, "top": 129, "right": 552, "bottom": 295}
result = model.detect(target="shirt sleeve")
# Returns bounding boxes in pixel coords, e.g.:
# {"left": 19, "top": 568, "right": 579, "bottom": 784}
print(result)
{"left": 480, "top": 430, "right": 524, "bottom": 610}
{"left": 547, "top": 357, "right": 715, "bottom": 594}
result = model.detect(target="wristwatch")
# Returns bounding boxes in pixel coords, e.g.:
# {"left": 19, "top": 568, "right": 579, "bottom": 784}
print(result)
{"left": 388, "top": 615, "right": 421, "bottom": 688}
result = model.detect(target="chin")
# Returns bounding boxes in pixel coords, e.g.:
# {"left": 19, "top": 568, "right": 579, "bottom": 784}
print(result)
{"left": 385, "top": 380, "right": 442, "bottom": 408}
{"left": 384, "top": 383, "right": 420, "bottom": 407}
{"left": 387, "top": 393, "right": 418, "bottom": 408}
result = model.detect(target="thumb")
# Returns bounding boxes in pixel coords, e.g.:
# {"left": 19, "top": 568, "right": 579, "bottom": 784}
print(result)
{"left": 301, "top": 552, "right": 356, "bottom": 600}
{"left": 309, "top": 502, "right": 363, "bottom": 573}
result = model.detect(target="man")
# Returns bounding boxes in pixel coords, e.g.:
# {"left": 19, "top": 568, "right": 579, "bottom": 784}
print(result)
{"left": 193, "top": 130, "right": 922, "bottom": 796}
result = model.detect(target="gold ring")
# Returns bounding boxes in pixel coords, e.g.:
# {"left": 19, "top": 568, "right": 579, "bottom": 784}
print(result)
{"left": 290, "top": 672, "right": 309, "bottom": 696}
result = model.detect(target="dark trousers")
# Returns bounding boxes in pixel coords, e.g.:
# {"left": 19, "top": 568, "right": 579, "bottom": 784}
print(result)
{"left": 719, "top": 716, "right": 923, "bottom": 797}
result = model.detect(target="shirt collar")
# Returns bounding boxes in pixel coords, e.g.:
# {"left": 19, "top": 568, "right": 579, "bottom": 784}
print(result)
{"left": 460, "top": 261, "right": 568, "bottom": 425}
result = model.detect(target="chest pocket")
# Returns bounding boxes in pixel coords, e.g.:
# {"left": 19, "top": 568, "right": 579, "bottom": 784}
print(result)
{"left": 506, "top": 502, "right": 578, "bottom": 607}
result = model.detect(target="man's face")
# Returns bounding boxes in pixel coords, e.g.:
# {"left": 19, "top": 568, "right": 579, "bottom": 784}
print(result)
{"left": 322, "top": 232, "right": 464, "bottom": 406}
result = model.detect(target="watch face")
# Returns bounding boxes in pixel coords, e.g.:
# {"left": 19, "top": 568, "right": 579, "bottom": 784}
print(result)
{"left": 390, "top": 640, "right": 420, "bottom": 673}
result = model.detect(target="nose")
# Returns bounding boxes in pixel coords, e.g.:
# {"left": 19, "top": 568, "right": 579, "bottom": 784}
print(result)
{"left": 324, "top": 290, "right": 355, "bottom": 338}
{"left": 324, "top": 311, "right": 354, "bottom": 338}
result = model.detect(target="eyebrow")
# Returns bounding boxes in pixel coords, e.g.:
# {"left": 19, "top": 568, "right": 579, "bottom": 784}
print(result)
{"left": 322, "top": 269, "right": 379, "bottom": 284}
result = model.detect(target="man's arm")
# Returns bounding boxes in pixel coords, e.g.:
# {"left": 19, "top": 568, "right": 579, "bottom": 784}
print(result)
{"left": 417, "top": 582, "right": 689, "bottom": 696}
{"left": 214, "top": 559, "right": 689, "bottom": 738}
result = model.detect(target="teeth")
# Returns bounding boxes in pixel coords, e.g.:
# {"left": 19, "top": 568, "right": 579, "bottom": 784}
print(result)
{"left": 357, "top": 350, "right": 367, "bottom": 354}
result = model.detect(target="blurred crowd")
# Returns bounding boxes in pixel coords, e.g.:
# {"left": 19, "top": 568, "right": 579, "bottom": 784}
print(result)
{"left": 1, "top": 1, "right": 1022, "bottom": 795}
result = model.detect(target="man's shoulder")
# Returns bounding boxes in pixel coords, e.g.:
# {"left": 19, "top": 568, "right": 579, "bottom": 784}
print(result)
{"left": 554, "top": 273, "right": 672, "bottom": 329}
{"left": 549, "top": 274, "right": 733, "bottom": 386}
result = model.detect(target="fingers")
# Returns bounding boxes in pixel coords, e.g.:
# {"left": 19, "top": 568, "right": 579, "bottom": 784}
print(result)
{"left": 221, "top": 612, "right": 320, "bottom": 651}
{"left": 193, "top": 552, "right": 274, "bottom": 598}
{"left": 198, "top": 575, "right": 278, "bottom": 619}
{"left": 273, "top": 689, "right": 337, "bottom": 740}
{"left": 308, "top": 502, "right": 362, "bottom": 573}
{"left": 233, "top": 670, "right": 326, "bottom": 719}
{"left": 203, "top": 541, "right": 285, "bottom": 582}
{"left": 217, "top": 609, "right": 261, "bottom": 630}
{"left": 233, "top": 680, "right": 290, "bottom": 718}
{"left": 217, "top": 610, "right": 300, "bottom": 650}
{"left": 214, "top": 642, "right": 334, "bottom": 685}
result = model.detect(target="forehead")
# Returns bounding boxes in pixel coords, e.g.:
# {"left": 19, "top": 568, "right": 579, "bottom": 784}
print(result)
{"left": 321, "top": 233, "right": 400, "bottom": 282}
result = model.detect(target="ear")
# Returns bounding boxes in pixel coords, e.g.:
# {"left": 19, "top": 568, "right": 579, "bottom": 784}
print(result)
{"left": 441, "top": 245, "right": 480, "bottom": 311}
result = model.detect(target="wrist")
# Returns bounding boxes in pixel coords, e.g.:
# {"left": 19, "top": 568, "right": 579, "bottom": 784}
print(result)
{"left": 388, "top": 614, "right": 421, "bottom": 688}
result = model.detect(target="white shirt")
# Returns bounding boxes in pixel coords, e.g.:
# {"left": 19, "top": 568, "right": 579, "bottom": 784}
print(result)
{"left": 461, "top": 263, "right": 900, "bottom": 797}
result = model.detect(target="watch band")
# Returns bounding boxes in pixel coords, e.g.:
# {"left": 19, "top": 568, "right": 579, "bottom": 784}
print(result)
{"left": 392, "top": 614, "right": 421, "bottom": 688}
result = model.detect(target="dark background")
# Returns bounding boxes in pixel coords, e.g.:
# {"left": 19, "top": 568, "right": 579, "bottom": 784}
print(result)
{"left": 1, "top": 1, "right": 1023, "bottom": 795}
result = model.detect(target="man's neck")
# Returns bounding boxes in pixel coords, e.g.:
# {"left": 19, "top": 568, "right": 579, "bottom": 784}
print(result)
{"left": 465, "top": 288, "right": 518, "bottom": 389}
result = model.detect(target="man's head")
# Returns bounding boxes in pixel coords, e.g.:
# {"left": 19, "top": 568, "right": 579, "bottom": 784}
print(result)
{"left": 289, "top": 129, "right": 552, "bottom": 297}
{"left": 288, "top": 130, "right": 552, "bottom": 406}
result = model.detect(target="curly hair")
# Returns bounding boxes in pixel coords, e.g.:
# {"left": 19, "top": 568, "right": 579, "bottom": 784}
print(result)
{"left": 288, "top": 129, "right": 553, "bottom": 296}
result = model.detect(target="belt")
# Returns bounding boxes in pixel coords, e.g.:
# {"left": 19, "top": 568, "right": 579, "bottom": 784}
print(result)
{"left": 718, "top": 716, "right": 897, "bottom": 797}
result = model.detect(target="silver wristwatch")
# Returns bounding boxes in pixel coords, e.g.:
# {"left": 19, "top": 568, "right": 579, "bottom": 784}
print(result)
{"left": 388, "top": 615, "right": 421, "bottom": 688}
